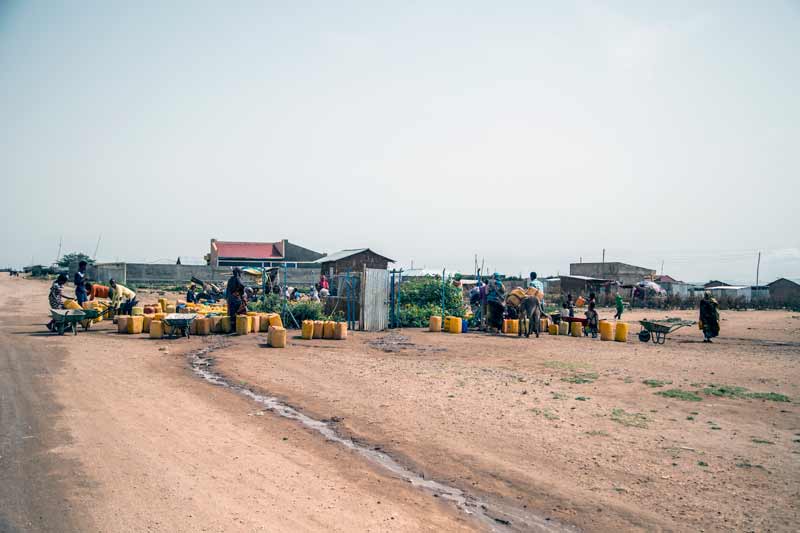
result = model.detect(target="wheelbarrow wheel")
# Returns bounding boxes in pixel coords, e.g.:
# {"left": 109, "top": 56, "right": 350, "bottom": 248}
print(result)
{"left": 638, "top": 330, "right": 651, "bottom": 343}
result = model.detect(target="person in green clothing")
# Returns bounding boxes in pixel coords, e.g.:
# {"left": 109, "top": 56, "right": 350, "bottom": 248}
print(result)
{"left": 614, "top": 292, "right": 624, "bottom": 319}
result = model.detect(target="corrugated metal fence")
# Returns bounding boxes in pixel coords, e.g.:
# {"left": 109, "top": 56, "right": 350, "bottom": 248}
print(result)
{"left": 362, "top": 268, "right": 389, "bottom": 331}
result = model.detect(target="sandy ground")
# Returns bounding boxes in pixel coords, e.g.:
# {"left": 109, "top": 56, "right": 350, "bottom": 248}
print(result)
{"left": 215, "top": 308, "right": 800, "bottom": 532}
{"left": 0, "top": 276, "right": 474, "bottom": 533}
{"left": 2, "top": 275, "right": 799, "bottom": 532}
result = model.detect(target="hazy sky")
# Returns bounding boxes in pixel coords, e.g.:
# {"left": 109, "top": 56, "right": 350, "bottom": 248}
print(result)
{"left": 2, "top": 1, "right": 798, "bottom": 283}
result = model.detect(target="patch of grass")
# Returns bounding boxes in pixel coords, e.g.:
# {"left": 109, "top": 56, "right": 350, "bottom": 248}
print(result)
{"left": 585, "top": 430, "right": 609, "bottom": 437}
{"left": 697, "top": 461, "right": 708, "bottom": 467}
{"left": 611, "top": 408, "right": 649, "bottom": 429}
{"left": 736, "top": 461, "right": 767, "bottom": 472}
{"left": 544, "top": 360, "right": 592, "bottom": 371}
{"left": 562, "top": 372, "right": 599, "bottom": 384}
{"left": 702, "top": 384, "right": 791, "bottom": 403}
{"left": 530, "top": 407, "right": 559, "bottom": 420}
{"left": 551, "top": 392, "right": 568, "bottom": 400}
{"left": 751, "top": 438, "right": 774, "bottom": 445}
{"left": 575, "top": 396, "right": 590, "bottom": 401}
{"left": 686, "top": 416, "right": 695, "bottom": 421}
{"left": 656, "top": 389, "right": 703, "bottom": 402}
{"left": 747, "top": 392, "right": 791, "bottom": 402}
{"left": 643, "top": 379, "right": 673, "bottom": 388}
{"left": 623, "top": 376, "right": 634, "bottom": 384}
{"left": 703, "top": 384, "right": 749, "bottom": 398}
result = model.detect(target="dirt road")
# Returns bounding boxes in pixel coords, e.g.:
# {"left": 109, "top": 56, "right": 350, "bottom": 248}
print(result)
{"left": 0, "top": 276, "right": 475, "bottom": 532}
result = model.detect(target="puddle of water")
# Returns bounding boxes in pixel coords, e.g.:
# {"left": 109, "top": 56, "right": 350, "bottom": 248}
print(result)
{"left": 189, "top": 340, "right": 576, "bottom": 533}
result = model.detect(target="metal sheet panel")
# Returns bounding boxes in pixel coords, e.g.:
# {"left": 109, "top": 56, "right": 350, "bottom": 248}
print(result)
{"left": 363, "top": 268, "right": 389, "bottom": 331}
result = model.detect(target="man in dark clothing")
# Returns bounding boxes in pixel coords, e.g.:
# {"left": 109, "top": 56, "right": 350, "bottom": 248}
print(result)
{"left": 699, "top": 291, "right": 720, "bottom": 343}
{"left": 186, "top": 283, "right": 198, "bottom": 304}
{"left": 226, "top": 267, "right": 247, "bottom": 319}
{"left": 74, "top": 261, "right": 88, "bottom": 305}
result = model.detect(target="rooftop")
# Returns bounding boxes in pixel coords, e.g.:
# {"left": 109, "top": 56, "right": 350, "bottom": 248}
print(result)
{"left": 213, "top": 241, "right": 283, "bottom": 259}
{"left": 314, "top": 248, "right": 394, "bottom": 264}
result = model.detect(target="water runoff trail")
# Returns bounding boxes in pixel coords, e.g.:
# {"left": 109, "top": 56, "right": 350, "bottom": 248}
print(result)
{"left": 188, "top": 339, "right": 577, "bottom": 533}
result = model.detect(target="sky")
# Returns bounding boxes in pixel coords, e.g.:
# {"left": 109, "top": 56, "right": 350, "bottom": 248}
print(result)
{"left": 2, "top": 0, "right": 798, "bottom": 284}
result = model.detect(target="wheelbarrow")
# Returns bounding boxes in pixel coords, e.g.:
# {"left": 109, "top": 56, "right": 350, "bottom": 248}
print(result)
{"left": 638, "top": 318, "right": 696, "bottom": 344}
{"left": 49, "top": 309, "right": 86, "bottom": 336}
{"left": 162, "top": 313, "right": 198, "bottom": 338}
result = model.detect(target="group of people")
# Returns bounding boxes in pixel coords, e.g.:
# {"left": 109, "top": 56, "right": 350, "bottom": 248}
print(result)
{"left": 223, "top": 269, "right": 333, "bottom": 320}
{"left": 46, "top": 261, "right": 137, "bottom": 330}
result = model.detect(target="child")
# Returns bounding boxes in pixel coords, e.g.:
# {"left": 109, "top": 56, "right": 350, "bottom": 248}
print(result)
{"left": 584, "top": 302, "right": 599, "bottom": 338}
{"left": 614, "top": 293, "right": 624, "bottom": 319}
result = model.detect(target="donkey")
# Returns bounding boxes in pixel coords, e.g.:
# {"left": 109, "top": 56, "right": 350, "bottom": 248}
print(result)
{"left": 517, "top": 295, "right": 544, "bottom": 338}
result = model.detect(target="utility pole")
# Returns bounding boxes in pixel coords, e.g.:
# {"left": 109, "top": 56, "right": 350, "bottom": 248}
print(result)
{"left": 661, "top": 260, "right": 664, "bottom": 276}
{"left": 602, "top": 248, "right": 606, "bottom": 277}
{"left": 55, "top": 236, "right": 62, "bottom": 265}
{"left": 756, "top": 251, "right": 761, "bottom": 286}
{"left": 93, "top": 234, "right": 102, "bottom": 260}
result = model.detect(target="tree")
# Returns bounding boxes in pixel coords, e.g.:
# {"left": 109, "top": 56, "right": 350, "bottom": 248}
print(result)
{"left": 57, "top": 252, "right": 94, "bottom": 268}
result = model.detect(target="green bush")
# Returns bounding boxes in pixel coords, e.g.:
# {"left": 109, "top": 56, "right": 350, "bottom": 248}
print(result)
{"left": 396, "top": 279, "right": 464, "bottom": 327}
{"left": 289, "top": 301, "right": 324, "bottom": 323}
{"left": 248, "top": 294, "right": 282, "bottom": 313}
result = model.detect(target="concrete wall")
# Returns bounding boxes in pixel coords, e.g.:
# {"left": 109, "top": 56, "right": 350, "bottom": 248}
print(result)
{"left": 569, "top": 262, "right": 656, "bottom": 285}
{"left": 90, "top": 262, "right": 320, "bottom": 287}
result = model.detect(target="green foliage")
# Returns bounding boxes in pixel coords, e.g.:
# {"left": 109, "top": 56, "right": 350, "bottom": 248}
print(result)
{"left": 396, "top": 279, "right": 464, "bottom": 327}
{"left": 561, "top": 372, "right": 598, "bottom": 384}
{"left": 611, "top": 408, "right": 649, "bottom": 428}
{"left": 747, "top": 392, "right": 791, "bottom": 402}
{"left": 643, "top": 379, "right": 673, "bottom": 388}
{"left": 289, "top": 301, "right": 323, "bottom": 323}
{"left": 57, "top": 252, "right": 94, "bottom": 268}
{"left": 701, "top": 384, "right": 791, "bottom": 402}
{"left": 248, "top": 294, "right": 282, "bottom": 313}
{"left": 656, "top": 389, "right": 703, "bottom": 402}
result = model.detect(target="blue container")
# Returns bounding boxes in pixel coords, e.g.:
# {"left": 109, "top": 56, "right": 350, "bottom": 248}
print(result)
{"left": 461, "top": 318, "right": 469, "bottom": 333}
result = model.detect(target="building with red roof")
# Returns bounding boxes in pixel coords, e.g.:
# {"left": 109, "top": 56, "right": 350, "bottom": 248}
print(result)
{"left": 207, "top": 239, "right": 324, "bottom": 268}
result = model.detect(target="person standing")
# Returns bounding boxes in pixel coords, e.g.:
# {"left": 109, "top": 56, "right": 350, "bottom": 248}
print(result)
{"left": 699, "top": 291, "right": 720, "bottom": 343}
{"left": 226, "top": 267, "right": 247, "bottom": 319}
{"left": 526, "top": 271, "right": 544, "bottom": 293}
{"left": 614, "top": 293, "right": 624, "bottom": 319}
{"left": 74, "top": 260, "right": 88, "bottom": 305}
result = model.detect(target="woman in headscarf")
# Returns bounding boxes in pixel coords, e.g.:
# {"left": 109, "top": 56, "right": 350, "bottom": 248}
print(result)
{"left": 226, "top": 267, "right": 248, "bottom": 319}
{"left": 699, "top": 291, "right": 720, "bottom": 343}
{"left": 486, "top": 273, "right": 506, "bottom": 331}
